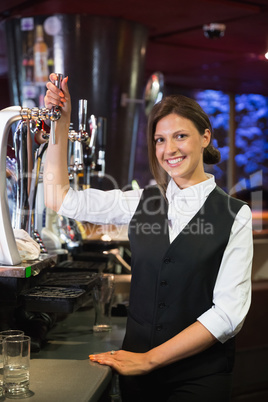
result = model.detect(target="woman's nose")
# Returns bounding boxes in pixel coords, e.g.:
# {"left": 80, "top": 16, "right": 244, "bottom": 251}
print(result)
{"left": 165, "top": 138, "right": 177, "bottom": 154}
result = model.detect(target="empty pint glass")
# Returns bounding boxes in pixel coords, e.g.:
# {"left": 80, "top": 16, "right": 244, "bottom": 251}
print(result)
{"left": 93, "top": 274, "right": 115, "bottom": 332}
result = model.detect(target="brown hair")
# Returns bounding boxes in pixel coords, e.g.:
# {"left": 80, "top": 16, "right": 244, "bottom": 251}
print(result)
{"left": 147, "top": 94, "right": 221, "bottom": 193}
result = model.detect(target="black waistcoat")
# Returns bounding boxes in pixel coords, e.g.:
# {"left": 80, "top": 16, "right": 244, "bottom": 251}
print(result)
{"left": 124, "top": 185, "right": 245, "bottom": 382}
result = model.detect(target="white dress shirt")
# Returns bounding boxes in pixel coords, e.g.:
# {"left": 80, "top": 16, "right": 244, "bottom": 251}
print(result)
{"left": 58, "top": 174, "right": 253, "bottom": 343}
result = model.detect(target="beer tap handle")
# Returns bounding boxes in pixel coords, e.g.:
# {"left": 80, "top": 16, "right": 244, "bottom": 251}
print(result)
{"left": 97, "top": 117, "right": 107, "bottom": 177}
{"left": 78, "top": 99, "right": 87, "bottom": 134}
{"left": 77, "top": 99, "right": 89, "bottom": 142}
{"left": 89, "top": 114, "right": 97, "bottom": 150}
{"left": 83, "top": 115, "right": 97, "bottom": 187}
{"left": 50, "top": 73, "right": 63, "bottom": 144}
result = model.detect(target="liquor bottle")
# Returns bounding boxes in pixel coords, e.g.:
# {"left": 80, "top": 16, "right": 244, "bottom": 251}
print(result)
{"left": 33, "top": 25, "right": 49, "bottom": 84}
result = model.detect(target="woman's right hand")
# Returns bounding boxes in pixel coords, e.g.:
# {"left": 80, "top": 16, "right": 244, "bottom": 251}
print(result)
{"left": 43, "top": 74, "right": 71, "bottom": 211}
{"left": 44, "top": 73, "right": 71, "bottom": 120}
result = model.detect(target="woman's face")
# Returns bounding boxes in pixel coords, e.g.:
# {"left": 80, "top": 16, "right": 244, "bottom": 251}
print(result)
{"left": 154, "top": 113, "right": 211, "bottom": 188}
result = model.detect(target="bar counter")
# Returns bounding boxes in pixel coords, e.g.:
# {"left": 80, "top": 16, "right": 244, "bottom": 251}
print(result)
{"left": 14, "top": 304, "right": 127, "bottom": 402}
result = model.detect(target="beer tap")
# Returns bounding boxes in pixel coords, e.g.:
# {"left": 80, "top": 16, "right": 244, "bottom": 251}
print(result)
{"left": 12, "top": 120, "right": 32, "bottom": 232}
{"left": 96, "top": 117, "right": 107, "bottom": 178}
{"left": 83, "top": 114, "right": 97, "bottom": 187}
{"left": 68, "top": 100, "right": 88, "bottom": 190}
{"left": 50, "top": 73, "right": 63, "bottom": 145}
{"left": 0, "top": 105, "right": 62, "bottom": 266}
{"left": 54, "top": 100, "right": 91, "bottom": 250}
{"left": 28, "top": 141, "right": 48, "bottom": 253}
{"left": 68, "top": 99, "right": 90, "bottom": 142}
{"left": 78, "top": 99, "right": 88, "bottom": 142}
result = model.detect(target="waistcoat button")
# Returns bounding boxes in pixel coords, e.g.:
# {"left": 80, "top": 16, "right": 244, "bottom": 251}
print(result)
{"left": 160, "top": 280, "right": 168, "bottom": 287}
{"left": 158, "top": 302, "right": 166, "bottom": 309}
{"left": 156, "top": 324, "right": 163, "bottom": 331}
{"left": 164, "top": 257, "right": 171, "bottom": 264}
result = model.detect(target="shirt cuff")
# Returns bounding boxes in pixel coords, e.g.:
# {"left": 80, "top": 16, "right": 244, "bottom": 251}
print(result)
{"left": 197, "top": 307, "right": 238, "bottom": 344}
{"left": 57, "top": 187, "right": 75, "bottom": 216}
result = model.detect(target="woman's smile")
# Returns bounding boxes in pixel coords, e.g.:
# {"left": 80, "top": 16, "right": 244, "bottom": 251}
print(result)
{"left": 166, "top": 156, "right": 186, "bottom": 167}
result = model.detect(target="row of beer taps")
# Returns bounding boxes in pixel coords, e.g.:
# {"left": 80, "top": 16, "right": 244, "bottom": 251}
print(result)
{"left": 68, "top": 99, "right": 107, "bottom": 190}
{"left": 1, "top": 76, "right": 107, "bottom": 265}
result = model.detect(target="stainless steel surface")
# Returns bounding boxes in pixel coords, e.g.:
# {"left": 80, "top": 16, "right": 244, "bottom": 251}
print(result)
{"left": 0, "top": 254, "right": 57, "bottom": 278}
{"left": 12, "top": 120, "right": 31, "bottom": 232}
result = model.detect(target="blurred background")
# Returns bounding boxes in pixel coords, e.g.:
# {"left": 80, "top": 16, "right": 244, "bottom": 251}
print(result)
{"left": 0, "top": 2, "right": 268, "bottom": 401}
{"left": 0, "top": 0, "right": 267, "bottom": 195}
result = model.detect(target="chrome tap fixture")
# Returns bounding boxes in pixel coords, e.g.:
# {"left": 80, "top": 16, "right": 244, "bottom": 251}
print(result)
{"left": 20, "top": 106, "right": 60, "bottom": 122}
{"left": 68, "top": 99, "right": 89, "bottom": 190}
{"left": 50, "top": 73, "right": 63, "bottom": 145}
{"left": 68, "top": 99, "right": 99, "bottom": 189}
{"left": 13, "top": 120, "right": 32, "bottom": 232}
{"left": 0, "top": 105, "right": 63, "bottom": 266}
{"left": 78, "top": 99, "right": 88, "bottom": 142}
{"left": 83, "top": 114, "right": 97, "bottom": 186}
{"left": 96, "top": 117, "right": 107, "bottom": 178}
{"left": 68, "top": 99, "right": 90, "bottom": 142}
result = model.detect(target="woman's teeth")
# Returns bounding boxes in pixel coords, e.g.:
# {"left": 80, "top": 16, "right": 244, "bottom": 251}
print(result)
{"left": 167, "top": 157, "right": 184, "bottom": 165}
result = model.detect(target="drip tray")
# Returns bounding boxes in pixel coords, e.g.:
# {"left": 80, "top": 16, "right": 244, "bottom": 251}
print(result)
{"left": 42, "top": 271, "right": 98, "bottom": 289}
{"left": 55, "top": 260, "right": 106, "bottom": 271}
{"left": 21, "top": 286, "right": 88, "bottom": 313}
{"left": 20, "top": 272, "right": 98, "bottom": 313}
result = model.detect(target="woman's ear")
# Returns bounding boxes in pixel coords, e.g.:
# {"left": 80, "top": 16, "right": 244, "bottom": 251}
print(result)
{"left": 203, "top": 129, "right": 211, "bottom": 148}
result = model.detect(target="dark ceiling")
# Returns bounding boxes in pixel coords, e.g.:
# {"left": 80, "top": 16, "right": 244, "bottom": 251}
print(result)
{"left": 1, "top": 0, "right": 268, "bottom": 95}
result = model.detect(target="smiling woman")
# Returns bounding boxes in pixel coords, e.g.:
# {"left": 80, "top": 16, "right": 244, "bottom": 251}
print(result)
{"left": 44, "top": 81, "right": 253, "bottom": 402}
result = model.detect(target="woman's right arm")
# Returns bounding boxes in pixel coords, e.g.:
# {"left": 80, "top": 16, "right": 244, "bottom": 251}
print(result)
{"left": 43, "top": 74, "right": 71, "bottom": 212}
{"left": 43, "top": 75, "right": 143, "bottom": 224}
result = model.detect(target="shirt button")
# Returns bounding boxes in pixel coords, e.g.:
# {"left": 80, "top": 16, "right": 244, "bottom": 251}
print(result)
{"left": 164, "top": 257, "right": 171, "bottom": 264}
{"left": 158, "top": 302, "right": 166, "bottom": 309}
{"left": 160, "top": 280, "right": 168, "bottom": 287}
{"left": 156, "top": 324, "right": 163, "bottom": 331}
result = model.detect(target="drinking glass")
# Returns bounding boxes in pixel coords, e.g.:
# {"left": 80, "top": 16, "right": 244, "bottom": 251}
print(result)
{"left": 0, "top": 331, "right": 24, "bottom": 339}
{"left": 3, "top": 335, "right": 31, "bottom": 399}
{"left": 93, "top": 274, "right": 115, "bottom": 332}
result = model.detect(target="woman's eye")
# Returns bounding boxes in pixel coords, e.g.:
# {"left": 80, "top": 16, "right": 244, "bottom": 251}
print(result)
{"left": 154, "top": 137, "right": 163, "bottom": 143}
{"left": 177, "top": 134, "right": 186, "bottom": 140}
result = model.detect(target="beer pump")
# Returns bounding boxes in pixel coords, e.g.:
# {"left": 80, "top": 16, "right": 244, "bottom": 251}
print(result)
{"left": 0, "top": 105, "right": 61, "bottom": 266}
{"left": 57, "top": 100, "right": 98, "bottom": 248}
{"left": 69, "top": 99, "right": 97, "bottom": 189}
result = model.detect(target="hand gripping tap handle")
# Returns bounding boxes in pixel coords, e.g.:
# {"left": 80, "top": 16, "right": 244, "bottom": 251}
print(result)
{"left": 50, "top": 73, "right": 63, "bottom": 144}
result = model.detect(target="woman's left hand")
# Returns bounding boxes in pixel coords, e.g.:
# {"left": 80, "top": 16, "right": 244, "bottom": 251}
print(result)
{"left": 89, "top": 350, "right": 152, "bottom": 376}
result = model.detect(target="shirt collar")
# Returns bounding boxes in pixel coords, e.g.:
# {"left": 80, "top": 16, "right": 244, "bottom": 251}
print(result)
{"left": 166, "top": 174, "right": 216, "bottom": 205}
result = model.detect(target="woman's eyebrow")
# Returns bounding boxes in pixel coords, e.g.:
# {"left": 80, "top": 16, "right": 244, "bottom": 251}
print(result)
{"left": 154, "top": 129, "right": 187, "bottom": 136}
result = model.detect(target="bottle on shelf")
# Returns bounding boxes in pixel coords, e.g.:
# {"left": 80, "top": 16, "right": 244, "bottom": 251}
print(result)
{"left": 33, "top": 25, "right": 49, "bottom": 85}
